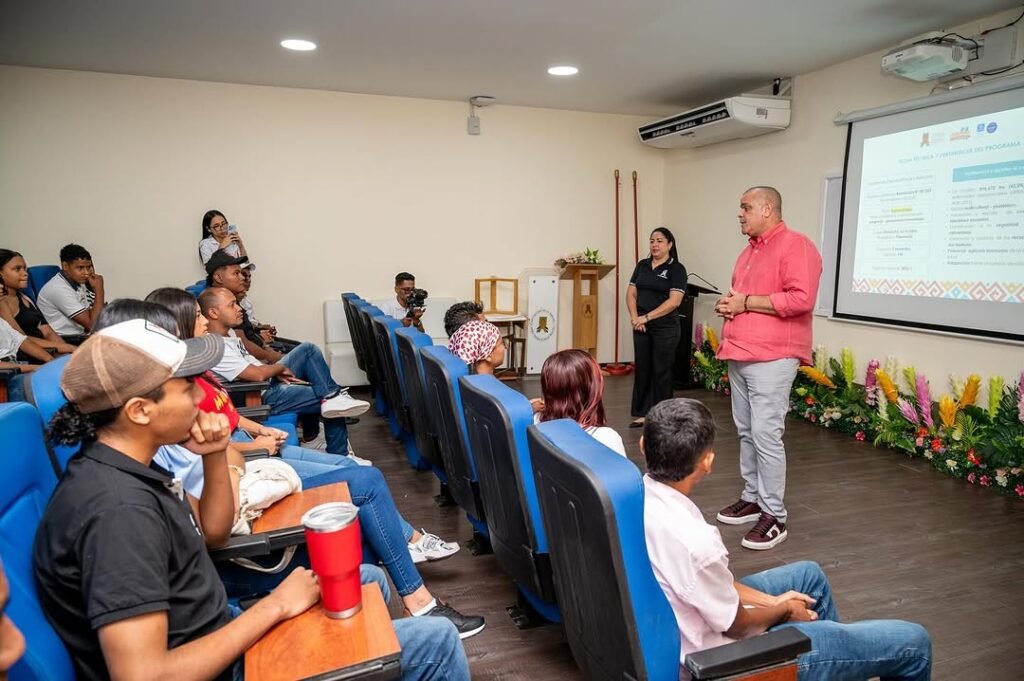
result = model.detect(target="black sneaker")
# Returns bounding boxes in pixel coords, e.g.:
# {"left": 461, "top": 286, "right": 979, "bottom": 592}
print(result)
{"left": 422, "top": 601, "right": 486, "bottom": 639}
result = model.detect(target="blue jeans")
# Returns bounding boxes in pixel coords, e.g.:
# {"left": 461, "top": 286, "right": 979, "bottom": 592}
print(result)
{"left": 262, "top": 342, "right": 348, "bottom": 454}
{"left": 229, "top": 433, "right": 422, "bottom": 598}
{"left": 5, "top": 373, "right": 26, "bottom": 402}
{"left": 739, "top": 561, "right": 932, "bottom": 681}
{"left": 230, "top": 566, "right": 471, "bottom": 681}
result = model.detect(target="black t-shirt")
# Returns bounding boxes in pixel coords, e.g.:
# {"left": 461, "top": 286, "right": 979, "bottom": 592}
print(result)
{"left": 33, "top": 442, "right": 232, "bottom": 681}
{"left": 629, "top": 257, "right": 688, "bottom": 326}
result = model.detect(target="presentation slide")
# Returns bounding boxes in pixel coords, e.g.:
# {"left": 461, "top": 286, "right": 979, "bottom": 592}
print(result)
{"left": 851, "top": 106, "right": 1024, "bottom": 303}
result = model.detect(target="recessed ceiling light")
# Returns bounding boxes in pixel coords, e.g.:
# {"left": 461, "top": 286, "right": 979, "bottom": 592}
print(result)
{"left": 281, "top": 39, "right": 317, "bottom": 51}
{"left": 547, "top": 65, "right": 579, "bottom": 76}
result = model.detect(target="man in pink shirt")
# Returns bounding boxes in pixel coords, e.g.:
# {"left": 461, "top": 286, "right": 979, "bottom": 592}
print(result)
{"left": 714, "top": 187, "right": 822, "bottom": 549}
{"left": 642, "top": 398, "right": 931, "bottom": 680}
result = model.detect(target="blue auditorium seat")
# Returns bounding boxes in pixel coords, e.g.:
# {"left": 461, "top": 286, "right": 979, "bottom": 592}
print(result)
{"left": 527, "top": 419, "right": 810, "bottom": 681}
{"left": 527, "top": 418, "right": 682, "bottom": 680}
{"left": 369, "top": 314, "right": 428, "bottom": 470}
{"left": 459, "top": 374, "right": 560, "bottom": 624}
{"left": 185, "top": 279, "right": 207, "bottom": 298}
{"left": 394, "top": 327, "right": 447, "bottom": 477}
{"left": 420, "top": 345, "right": 490, "bottom": 549}
{"left": 22, "top": 355, "right": 76, "bottom": 474}
{"left": 353, "top": 302, "right": 390, "bottom": 419}
{"left": 0, "top": 402, "right": 75, "bottom": 681}
{"left": 341, "top": 293, "right": 368, "bottom": 374}
{"left": 25, "top": 265, "right": 59, "bottom": 304}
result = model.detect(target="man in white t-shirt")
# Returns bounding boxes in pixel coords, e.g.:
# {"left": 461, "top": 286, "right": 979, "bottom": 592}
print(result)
{"left": 198, "top": 287, "right": 369, "bottom": 462}
{"left": 379, "top": 272, "right": 425, "bottom": 332}
{"left": 641, "top": 398, "right": 931, "bottom": 681}
{"left": 36, "top": 243, "right": 105, "bottom": 339}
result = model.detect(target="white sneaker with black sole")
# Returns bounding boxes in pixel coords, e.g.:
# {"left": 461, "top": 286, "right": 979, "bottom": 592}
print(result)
{"left": 321, "top": 390, "right": 370, "bottom": 419}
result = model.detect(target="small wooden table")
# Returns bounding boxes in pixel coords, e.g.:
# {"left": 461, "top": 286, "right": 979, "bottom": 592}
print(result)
{"left": 253, "top": 481, "right": 352, "bottom": 533}
{"left": 246, "top": 482, "right": 401, "bottom": 680}
{"left": 244, "top": 584, "right": 401, "bottom": 681}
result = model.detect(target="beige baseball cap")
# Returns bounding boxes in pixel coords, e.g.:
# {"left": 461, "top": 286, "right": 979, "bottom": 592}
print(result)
{"left": 61, "top": 319, "right": 224, "bottom": 414}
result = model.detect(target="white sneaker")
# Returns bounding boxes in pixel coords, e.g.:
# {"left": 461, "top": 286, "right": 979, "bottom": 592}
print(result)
{"left": 346, "top": 452, "right": 373, "bottom": 467}
{"left": 321, "top": 390, "right": 370, "bottom": 419}
{"left": 408, "top": 530, "right": 460, "bottom": 563}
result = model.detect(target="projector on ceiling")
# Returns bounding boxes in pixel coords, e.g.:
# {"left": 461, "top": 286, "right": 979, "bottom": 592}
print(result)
{"left": 881, "top": 42, "right": 968, "bottom": 81}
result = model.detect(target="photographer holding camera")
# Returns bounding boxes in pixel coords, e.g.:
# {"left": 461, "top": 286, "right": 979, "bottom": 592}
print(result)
{"left": 380, "top": 272, "right": 426, "bottom": 332}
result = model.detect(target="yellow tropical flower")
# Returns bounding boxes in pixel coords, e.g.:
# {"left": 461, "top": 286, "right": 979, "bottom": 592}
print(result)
{"left": 938, "top": 395, "right": 956, "bottom": 428}
{"left": 705, "top": 326, "right": 720, "bottom": 354}
{"left": 958, "top": 374, "right": 980, "bottom": 409}
{"left": 799, "top": 366, "right": 836, "bottom": 389}
{"left": 874, "top": 369, "right": 900, "bottom": 405}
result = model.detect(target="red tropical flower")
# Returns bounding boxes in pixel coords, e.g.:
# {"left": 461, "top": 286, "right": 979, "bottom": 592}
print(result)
{"left": 967, "top": 449, "right": 982, "bottom": 466}
{"left": 805, "top": 396, "right": 816, "bottom": 406}
{"left": 855, "top": 431, "right": 866, "bottom": 441}
{"left": 930, "top": 439, "right": 943, "bottom": 452}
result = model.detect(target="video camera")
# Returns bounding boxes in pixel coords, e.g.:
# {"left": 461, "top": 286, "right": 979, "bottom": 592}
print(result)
{"left": 405, "top": 288, "right": 428, "bottom": 316}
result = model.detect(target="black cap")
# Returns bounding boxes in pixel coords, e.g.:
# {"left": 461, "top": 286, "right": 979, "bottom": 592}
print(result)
{"left": 205, "top": 249, "right": 249, "bottom": 275}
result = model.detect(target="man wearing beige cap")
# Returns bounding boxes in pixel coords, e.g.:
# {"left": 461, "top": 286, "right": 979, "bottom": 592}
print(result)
{"left": 31, "top": 319, "right": 469, "bottom": 681}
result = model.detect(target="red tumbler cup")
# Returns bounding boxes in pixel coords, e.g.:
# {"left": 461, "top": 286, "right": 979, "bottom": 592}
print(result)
{"left": 301, "top": 502, "right": 363, "bottom": 618}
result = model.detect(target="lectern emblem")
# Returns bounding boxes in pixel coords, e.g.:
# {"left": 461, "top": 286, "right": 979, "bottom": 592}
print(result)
{"left": 530, "top": 309, "right": 554, "bottom": 341}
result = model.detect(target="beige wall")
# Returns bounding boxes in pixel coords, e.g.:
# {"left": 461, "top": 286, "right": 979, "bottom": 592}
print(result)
{"left": 663, "top": 8, "right": 1024, "bottom": 399}
{"left": 0, "top": 66, "right": 664, "bottom": 361}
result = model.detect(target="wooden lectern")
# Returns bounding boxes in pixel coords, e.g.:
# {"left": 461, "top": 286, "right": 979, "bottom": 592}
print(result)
{"left": 560, "top": 264, "right": 615, "bottom": 358}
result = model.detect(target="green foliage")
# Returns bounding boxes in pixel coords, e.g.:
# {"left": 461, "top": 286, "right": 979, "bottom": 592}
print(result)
{"left": 692, "top": 337, "right": 1024, "bottom": 497}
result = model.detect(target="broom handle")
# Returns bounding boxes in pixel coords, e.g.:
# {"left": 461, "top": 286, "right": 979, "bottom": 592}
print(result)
{"left": 614, "top": 169, "right": 621, "bottom": 364}
{"left": 632, "top": 171, "right": 640, "bottom": 263}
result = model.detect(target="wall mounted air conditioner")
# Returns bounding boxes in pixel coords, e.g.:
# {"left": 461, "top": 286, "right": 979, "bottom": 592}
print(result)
{"left": 638, "top": 95, "right": 791, "bottom": 149}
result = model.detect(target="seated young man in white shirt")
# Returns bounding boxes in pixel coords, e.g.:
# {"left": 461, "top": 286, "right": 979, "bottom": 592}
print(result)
{"left": 198, "top": 286, "right": 369, "bottom": 463}
{"left": 641, "top": 398, "right": 932, "bottom": 681}
{"left": 379, "top": 272, "right": 425, "bottom": 332}
{"left": 36, "top": 243, "right": 105, "bottom": 340}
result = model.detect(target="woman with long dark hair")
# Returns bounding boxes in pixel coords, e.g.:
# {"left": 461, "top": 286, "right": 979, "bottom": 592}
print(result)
{"left": 0, "top": 249, "right": 77, "bottom": 357}
{"left": 536, "top": 349, "right": 626, "bottom": 456}
{"left": 626, "top": 227, "right": 687, "bottom": 428}
{"left": 198, "top": 209, "right": 247, "bottom": 265}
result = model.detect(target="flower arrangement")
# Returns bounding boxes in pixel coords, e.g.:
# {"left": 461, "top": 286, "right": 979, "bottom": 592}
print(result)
{"left": 554, "top": 248, "right": 605, "bottom": 268}
{"left": 691, "top": 320, "right": 1024, "bottom": 498}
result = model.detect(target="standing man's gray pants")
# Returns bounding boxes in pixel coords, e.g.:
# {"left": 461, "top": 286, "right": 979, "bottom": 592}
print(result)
{"left": 727, "top": 358, "right": 799, "bottom": 523}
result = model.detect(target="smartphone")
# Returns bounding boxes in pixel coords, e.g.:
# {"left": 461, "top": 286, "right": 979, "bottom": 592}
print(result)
{"left": 228, "top": 224, "right": 238, "bottom": 233}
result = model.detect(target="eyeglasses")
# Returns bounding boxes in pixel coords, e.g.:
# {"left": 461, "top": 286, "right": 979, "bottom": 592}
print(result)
{"left": 210, "top": 221, "right": 229, "bottom": 230}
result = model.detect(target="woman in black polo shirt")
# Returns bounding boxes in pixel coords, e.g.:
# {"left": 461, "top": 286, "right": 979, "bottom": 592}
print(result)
{"left": 626, "top": 227, "right": 686, "bottom": 427}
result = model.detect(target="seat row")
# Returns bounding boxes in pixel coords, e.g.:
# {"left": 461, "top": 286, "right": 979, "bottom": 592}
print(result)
{"left": 340, "top": 293, "right": 810, "bottom": 681}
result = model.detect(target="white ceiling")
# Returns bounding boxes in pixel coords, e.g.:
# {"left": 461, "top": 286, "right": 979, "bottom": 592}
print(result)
{"left": 1, "top": 1, "right": 1020, "bottom": 116}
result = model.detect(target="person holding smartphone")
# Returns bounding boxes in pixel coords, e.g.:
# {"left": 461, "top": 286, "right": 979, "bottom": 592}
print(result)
{"left": 198, "top": 209, "right": 247, "bottom": 265}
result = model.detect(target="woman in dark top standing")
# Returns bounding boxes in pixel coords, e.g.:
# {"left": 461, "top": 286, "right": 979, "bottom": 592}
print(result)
{"left": 626, "top": 227, "right": 686, "bottom": 427}
{"left": 0, "top": 249, "right": 76, "bottom": 358}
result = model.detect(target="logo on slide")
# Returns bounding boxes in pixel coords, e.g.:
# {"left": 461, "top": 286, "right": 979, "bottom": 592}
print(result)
{"left": 987, "top": 122, "right": 998, "bottom": 134}
{"left": 950, "top": 127, "right": 971, "bottom": 142}
{"left": 977, "top": 123, "right": 986, "bottom": 133}
{"left": 920, "top": 132, "right": 930, "bottom": 147}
